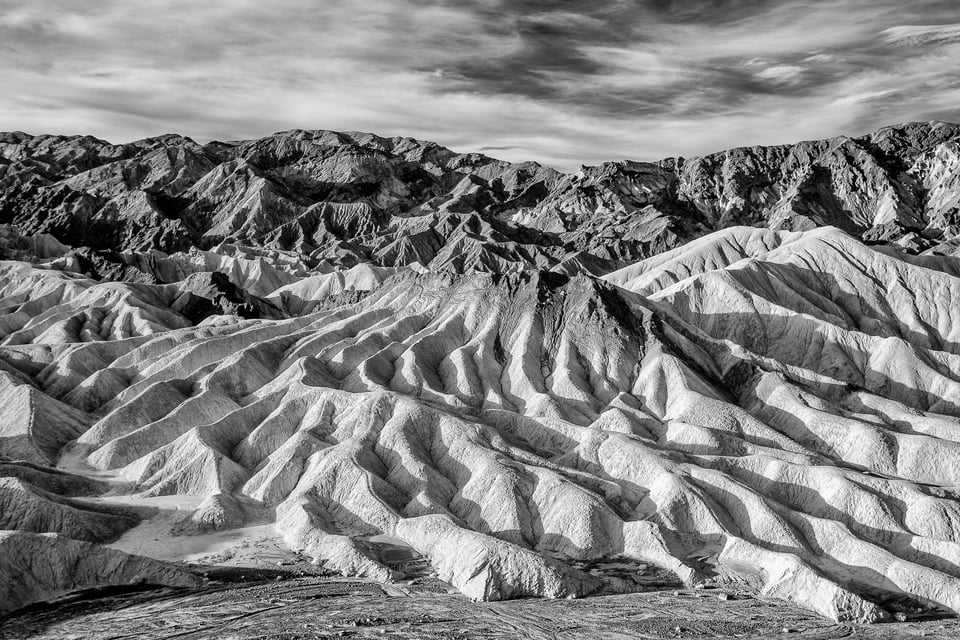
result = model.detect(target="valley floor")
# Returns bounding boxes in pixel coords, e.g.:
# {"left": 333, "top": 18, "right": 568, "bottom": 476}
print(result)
{"left": 1, "top": 573, "right": 957, "bottom": 640}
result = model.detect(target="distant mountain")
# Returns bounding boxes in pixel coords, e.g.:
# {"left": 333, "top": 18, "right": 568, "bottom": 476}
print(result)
{"left": 3, "top": 121, "right": 960, "bottom": 277}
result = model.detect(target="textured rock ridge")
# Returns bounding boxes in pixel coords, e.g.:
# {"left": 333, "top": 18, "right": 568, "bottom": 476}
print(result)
{"left": 4, "top": 122, "right": 960, "bottom": 276}
{"left": 4, "top": 232, "right": 960, "bottom": 620}
{"left": 4, "top": 123, "right": 960, "bottom": 622}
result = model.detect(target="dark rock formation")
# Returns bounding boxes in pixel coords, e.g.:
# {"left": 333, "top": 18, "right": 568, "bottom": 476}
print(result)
{"left": 3, "top": 122, "right": 960, "bottom": 275}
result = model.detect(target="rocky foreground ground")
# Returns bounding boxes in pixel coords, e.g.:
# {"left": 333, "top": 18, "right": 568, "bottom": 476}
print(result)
{"left": 3, "top": 570, "right": 960, "bottom": 640}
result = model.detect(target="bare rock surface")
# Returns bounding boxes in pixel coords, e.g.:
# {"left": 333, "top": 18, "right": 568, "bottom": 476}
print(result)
{"left": 4, "top": 123, "right": 960, "bottom": 625}
{"left": 5, "top": 122, "right": 960, "bottom": 276}
{"left": 170, "top": 492, "right": 253, "bottom": 535}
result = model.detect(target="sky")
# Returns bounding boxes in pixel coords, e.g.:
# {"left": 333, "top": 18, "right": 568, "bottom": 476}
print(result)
{"left": 1, "top": 1, "right": 959, "bottom": 171}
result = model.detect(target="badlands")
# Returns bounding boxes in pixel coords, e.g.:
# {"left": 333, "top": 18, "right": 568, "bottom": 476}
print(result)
{"left": 3, "top": 122, "right": 960, "bottom": 635}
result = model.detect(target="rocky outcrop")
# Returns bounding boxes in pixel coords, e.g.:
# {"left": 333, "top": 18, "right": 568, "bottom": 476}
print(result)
{"left": 4, "top": 123, "right": 960, "bottom": 276}
{"left": 0, "top": 130, "right": 570, "bottom": 275}
{"left": 171, "top": 492, "right": 250, "bottom": 535}
{"left": 523, "top": 121, "right": 960, "bottom": 259}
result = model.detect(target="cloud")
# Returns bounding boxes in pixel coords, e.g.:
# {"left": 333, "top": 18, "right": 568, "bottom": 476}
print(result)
{"left": 754, "top": 64, "right": 806, "bottom": 85}
{"left": 0, "top": 0, "right": 958, "bottom": 171}
{"left": 883, "top": 23, "right": 960, "bottom": 47}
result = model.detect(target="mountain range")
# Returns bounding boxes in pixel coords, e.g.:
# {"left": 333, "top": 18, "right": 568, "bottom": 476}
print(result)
{"left": 4, "top": 121, "right": 960, "bottom": 624}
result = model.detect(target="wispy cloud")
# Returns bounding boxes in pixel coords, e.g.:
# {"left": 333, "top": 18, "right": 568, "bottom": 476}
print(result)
{"left": 883, "top": 23, "right": 960, "bottom": 46}
{"left": 752, "top": 64, "right": 806, "bottom": 85}
{"left": 0, "top": 0, "right": 958, "bottom": 170}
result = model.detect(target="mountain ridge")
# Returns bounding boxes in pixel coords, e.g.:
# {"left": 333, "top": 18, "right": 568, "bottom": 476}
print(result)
{"left": 4, "top": 122, "right": 960, "bottom": 624}
{"left": 4, "top": 121, "right": 960, "bottom": 276}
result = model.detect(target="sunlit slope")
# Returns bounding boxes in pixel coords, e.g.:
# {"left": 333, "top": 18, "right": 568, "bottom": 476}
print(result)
{"left": 6, "top": 235, "right": 960, "bottom": 621}
{"left": 613, "top": 226, "right": 960, "bottom": 412}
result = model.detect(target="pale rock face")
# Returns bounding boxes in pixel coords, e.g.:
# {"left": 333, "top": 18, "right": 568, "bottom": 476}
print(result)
{"left": 4, "top": 123, "right": 960, "bottom": 623}
{"left": 0, "top": 370, "right": 91, "bottom": 464}
{"left": 2, "top": 241, "right": 960, "bottom": 621}
{"left": 171, "top": 492, "right": 249, "bottom": 535}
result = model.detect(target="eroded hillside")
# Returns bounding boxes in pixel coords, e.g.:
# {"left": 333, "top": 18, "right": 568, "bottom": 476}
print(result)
{"left": 4, "top": 121, "right": 960, "bottom": 272}
{"left": 3, "top": 124, "right": 960, "bottom": 625}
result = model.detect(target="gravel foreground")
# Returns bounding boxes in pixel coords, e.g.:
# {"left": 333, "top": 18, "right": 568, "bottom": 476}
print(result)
{"left": 1, "top": 572, "right": 957, "bottom": 640}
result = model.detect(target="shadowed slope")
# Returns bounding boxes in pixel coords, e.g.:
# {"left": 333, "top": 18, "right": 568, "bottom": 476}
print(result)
{"left": 0, "top": 531, "right": 200, "bottom": 616}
